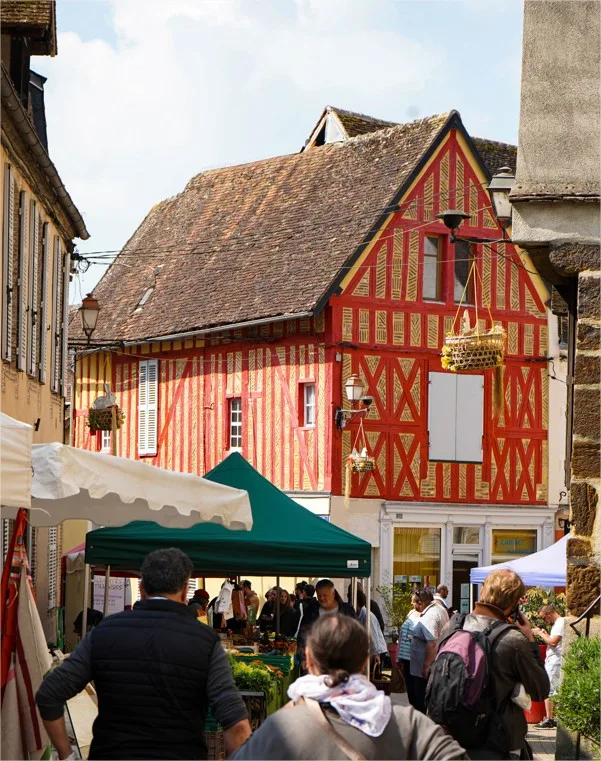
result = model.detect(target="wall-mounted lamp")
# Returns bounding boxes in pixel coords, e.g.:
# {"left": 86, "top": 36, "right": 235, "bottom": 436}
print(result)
{"left": 335, "top": 374, "right": 373, "bottom": 429}
{"left": 437, "top": 167, "right": 516, "bottom": 243}
{"left": 79, "top": 293, "right": 101, "bottom": 345}
{"left": 558, "top": 517, "right": 571, "bottom": 536}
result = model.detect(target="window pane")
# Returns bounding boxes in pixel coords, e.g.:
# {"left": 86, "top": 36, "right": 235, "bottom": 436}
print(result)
{"left": 423, "top": 236, "right": 440, "bottom": 301}
{"left": 304, "top": 384, "right": 316, "bottom": 426}
{"left": 393, "top": 527, "right": 441, "bottom": 589}
{"left": 230, "top": 398, "right": 242, "bottom": 448}
{"left": 453, "top": 526, "right": 480, "bottom": 544}
{"left": 454, "top": 240, "right": 473, "bottom": 303}
{"left": 491, "top": 529, "right": 537, "bottom": 564}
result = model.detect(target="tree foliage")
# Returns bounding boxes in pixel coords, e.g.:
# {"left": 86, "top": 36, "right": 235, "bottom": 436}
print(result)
{"left": 376, "top": 583, "right": 413, "bottom": 631}
{"left": 554, "top": 636, "right": 600, "bottom": 749}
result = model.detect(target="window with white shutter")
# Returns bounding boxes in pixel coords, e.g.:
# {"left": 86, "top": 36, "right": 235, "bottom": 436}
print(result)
{"left": 16, "top": 191, "right": 28, "bottom": 371}
{"left": 50, "top": 236, "right": 61, "bottom": 392}
{"left": 38, "top": 223, "right": 49, "bottom": 382}
{"left": 138, "top": 359, "right": 158, "bottom": 456}
{"left": 60, "top": 249, "right": 70, "bottom": 396}
{"left": 47, "top": 526, "right": 58, "bottom": 611}
{"left": 428, "top": 372, "right": 484, "bottom": 463}
{"left": 27, "top": 200, "right": 39, "bottom": 377}
{"left": 2, "top": 165, "right": 15, "bottom": 363}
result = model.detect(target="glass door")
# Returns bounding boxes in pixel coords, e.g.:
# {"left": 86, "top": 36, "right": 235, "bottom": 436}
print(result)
{"left": 452, "top": 550, "right": 481, "bottom": 613}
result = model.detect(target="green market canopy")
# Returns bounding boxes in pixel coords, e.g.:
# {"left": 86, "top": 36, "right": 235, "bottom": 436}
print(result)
{"left": 85, "top": 453, "right": 371, "bottom": 578}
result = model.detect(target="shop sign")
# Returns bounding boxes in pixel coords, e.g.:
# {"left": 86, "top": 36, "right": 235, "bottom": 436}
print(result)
{"left": 93, "top": 576, "right": 129, "bottom": 616}
{"left": 492, "top": 531, "right": 536, "bottom": 557}
{"left": 347, "top": 560, "right": 359, "bottom": 569}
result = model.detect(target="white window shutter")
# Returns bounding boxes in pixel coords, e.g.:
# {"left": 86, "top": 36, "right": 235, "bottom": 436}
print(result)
{"left": 146, "top": 359, "right": 158, "bottom": 455}
{"left": 2, "top": 164, "right": 14, "bottom": 362}
{"left": 47, "top": 526, "right": 58, "bottom": 611}
{"left": 138, "top": 359, "right": 158, "bottom": 456}
{"left": 428, "top": 372, "right": 457, "bottom": 461}
{"left": 50, "top": 236, "right": 61, "bottom": 392}
{"left": 455, "top": 375, "right": 484, "bottom": 463}
{"left": 138, "top": 360, "right": 148, "bottom": 454}
{"left": 60, "top": 249, "right": 70, "bottom": 396}
{"left": 27, "top": 201, "right": 39, "bottom": 376}
{"left": 16, "top": 191, "right": 28, "bottom": 371}
{"left": 38, "top": 223, "right": 49, "bottom": 383}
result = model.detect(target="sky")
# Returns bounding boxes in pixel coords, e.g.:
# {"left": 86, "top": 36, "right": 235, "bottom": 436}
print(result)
{"left": 32, "top": 0, "right": 525, "bottom": 301}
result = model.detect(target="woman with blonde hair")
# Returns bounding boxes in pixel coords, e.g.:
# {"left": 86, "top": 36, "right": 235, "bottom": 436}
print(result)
{"left": 232, "top": 614, "right": 467, "bottom": 760}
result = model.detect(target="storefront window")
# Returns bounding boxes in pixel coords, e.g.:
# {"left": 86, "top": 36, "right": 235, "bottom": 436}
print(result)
{"left": 393, "top": 527, "right": 441, "bottom": 589}
{"left": 453, "top": 526, "right": 480, "bottom": 545}
{"left": 491, "top": 529, "right": 537, "bottom": 564}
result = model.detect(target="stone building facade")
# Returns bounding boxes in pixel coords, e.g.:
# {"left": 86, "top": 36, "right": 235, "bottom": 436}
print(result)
{"left": 511, "top": 1, "right": 600, "bottom": 617}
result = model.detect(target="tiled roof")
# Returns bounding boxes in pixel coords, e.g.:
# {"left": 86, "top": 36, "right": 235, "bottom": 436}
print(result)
{"left": 326, "top": 107, "right": 518, "bottom": 176}
{"left": 75, "top": 112, "right": 453, "bottom": 343}
{"left": 472, "top": 137, "right": 517, "bottom": 175}
{"left": 332, "top": 107, "right": 398, "bottom": 137}
{"left": 1, "top": 1, "right": 56, "bottom": 55}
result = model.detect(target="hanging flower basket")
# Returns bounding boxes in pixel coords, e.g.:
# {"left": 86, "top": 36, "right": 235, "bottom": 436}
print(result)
{"left": 87, "top": 405, "right": 125, "bottom": 433}
{"left": 442, "top": 325, "right": 506, "bottom": 372}
{"left": 350, "top": 454, "right": 376, "bottom": 473}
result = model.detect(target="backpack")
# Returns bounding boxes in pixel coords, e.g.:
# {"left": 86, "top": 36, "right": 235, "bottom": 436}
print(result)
{"left": 425, "top": 613, "right": 513, "bottom": 750}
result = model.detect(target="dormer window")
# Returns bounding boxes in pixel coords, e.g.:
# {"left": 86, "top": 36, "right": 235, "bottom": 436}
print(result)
{"left": 134, "top": 287, "right": 154, "bottom": 313}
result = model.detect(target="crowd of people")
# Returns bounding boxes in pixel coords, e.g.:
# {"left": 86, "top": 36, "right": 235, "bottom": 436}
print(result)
{"left": 36, "top": 549, "right": 564, "bottom": 761}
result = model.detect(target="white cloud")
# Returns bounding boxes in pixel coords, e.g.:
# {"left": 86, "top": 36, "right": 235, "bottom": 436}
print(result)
{"left": 33, "top": 0, "right": 450, "bottom": 298}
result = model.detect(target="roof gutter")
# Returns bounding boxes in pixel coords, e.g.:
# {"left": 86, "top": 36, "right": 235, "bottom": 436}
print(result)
{"left": 123, "top": 311, "right": 314, "bottom": 346}
{"left": 1, "top": 64, "right": 89, "bottom": 240}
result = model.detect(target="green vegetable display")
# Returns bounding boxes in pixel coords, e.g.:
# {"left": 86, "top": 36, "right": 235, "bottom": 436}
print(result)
{"left": 227, "top": 655, "right": 280, "bottom": 697}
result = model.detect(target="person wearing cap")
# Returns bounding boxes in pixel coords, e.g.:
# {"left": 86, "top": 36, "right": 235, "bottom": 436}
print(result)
{"left": 189, "top": 588, "right": 210, "bottom": 624}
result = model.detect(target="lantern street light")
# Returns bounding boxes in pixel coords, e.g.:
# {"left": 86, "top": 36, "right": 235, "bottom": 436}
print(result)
{"left": 487, "top": 167, "right": 515, "bottom": 229}
{"left": 79, "top": 293, "right": 101, "bottom": 345}
{"left": 335, "top": 374, "right": 373, "bottom": 429}
{"left": 437, "top": 168, "right": 516, "bottom": 243}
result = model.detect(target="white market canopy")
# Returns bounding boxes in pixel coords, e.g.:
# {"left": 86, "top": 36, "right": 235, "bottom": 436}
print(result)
{"left": 470, "top": 534, "right": 568, "bottom": 587}
{"left": 1, "top": 416, "right": 252, "bottom": 530}
{"left": 0, "top": 412, "right": 33, "bottom": 508}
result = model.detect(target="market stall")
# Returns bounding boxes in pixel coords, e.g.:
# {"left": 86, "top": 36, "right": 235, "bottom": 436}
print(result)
{"left": 84, "top": 453, "right": 373, "bottom": 731}
{"left": 0, "top": 415, "right": 253, "bottom": 760}
{"left": 85, "top": 452, "right": 371, "bottom": 577}
{"left": 470, "top": 534, "right": 568, "bottom": 586}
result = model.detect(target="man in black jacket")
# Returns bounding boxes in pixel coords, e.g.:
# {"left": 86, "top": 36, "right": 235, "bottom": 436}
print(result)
{"left": 36, "top": 548, "right": 251, "bottom": 760}
{"left": 296, "top": 579, "right": 355, "bottom": 669}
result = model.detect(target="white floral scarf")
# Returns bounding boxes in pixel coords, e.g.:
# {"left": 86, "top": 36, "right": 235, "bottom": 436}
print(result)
{"left": 288, "top": 673, "right": 392, "bottom": 737}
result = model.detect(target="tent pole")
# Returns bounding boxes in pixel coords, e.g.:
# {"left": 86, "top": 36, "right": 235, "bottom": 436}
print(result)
{"left": 469, "top": 583, "right": 474, "bottom": 611}
{"left": 104, "top": 565, "right": 111, "bottom": 615}
{"left": 276, "top": 575, "right": 280, "bottom": 635}
{"left": 365, "top": 577, "right": 371, "bottom": 676}
{"left": 82, "top": 564, "right": 90, "bottom": 637}
{"left": 352, "top": 577, "right": 358, "bottom": 611}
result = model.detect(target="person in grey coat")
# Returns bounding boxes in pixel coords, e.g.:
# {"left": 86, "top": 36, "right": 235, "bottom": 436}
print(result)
{"left": 231, "top": 615, "right": 467, "bottom": 760}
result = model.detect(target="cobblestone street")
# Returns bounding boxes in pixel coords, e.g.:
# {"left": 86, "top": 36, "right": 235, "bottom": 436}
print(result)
{"left": 528, "top": 725, "right": 556, "bottom": 761}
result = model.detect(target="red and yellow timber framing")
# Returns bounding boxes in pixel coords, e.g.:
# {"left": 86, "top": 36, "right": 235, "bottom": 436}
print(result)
{"left": 331, "top": 127, "right": 549, "bottom": 505}
{"left": 72, "top": 317, "right": 333, "bottom": 493}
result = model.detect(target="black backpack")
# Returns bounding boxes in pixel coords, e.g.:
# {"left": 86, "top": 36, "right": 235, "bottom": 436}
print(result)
{"left": 425, "top": 613, "right": 513, "bottom": 750}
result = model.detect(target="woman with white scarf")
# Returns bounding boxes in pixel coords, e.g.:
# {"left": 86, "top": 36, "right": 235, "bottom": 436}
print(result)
{"left": 231, "top": 614, "right": 467, "bottom": 760}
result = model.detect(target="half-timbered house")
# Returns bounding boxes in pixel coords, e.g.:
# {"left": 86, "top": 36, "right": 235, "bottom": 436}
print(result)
{"left": 71, "top": 108, "right": 562, "bottom": 604}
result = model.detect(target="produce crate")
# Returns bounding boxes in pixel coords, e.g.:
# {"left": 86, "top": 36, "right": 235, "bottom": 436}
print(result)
{"left": 204, "top": 713, "right": 224, "bottom": 761}
{"left": 239, "top": 690, "right": 267, "bottom": 731}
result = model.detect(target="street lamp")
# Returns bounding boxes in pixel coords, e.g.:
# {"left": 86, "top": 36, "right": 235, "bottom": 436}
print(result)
{"left": 335, "top": 374, "right": 373, "bottom": 429}
{"left": 487, "top": 167, "right": 515, "bottom": 230}
{"left": 437, "top": 168, "right": 516, "bottom": 242}
{"left": 79, "top": 293, "right": 100, "bottom": 345}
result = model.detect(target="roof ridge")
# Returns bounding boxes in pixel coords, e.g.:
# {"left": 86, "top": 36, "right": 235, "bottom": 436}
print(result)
{"left": 472, "top": 135, "right": 517, "bottom": 150}
{"left": 327, "top": 105, "right": 398, "bottom": 126}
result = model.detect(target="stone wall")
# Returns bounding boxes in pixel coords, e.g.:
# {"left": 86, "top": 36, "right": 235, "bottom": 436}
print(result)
{"left": 549, "top": 242, "right": 600, "bottom": 616}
